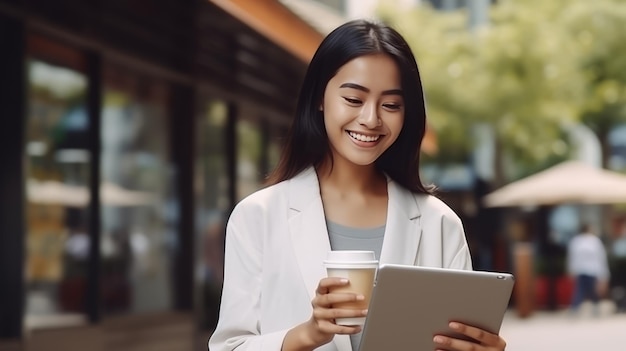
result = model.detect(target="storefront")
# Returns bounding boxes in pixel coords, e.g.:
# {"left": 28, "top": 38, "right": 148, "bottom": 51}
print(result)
{"left": 0, "top": 1, "right": 323, "bottom": 350}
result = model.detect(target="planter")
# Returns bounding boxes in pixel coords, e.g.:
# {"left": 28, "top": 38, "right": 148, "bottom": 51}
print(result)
{"left": 535, "top": 275, "right": 574, "bottom": 308}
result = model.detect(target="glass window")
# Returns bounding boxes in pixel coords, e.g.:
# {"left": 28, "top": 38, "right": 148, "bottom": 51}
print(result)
{"left": 25, "top": 58, "right": 90, "bottom": 324}
{"left": 194, "top": 99, "right": 230, "bottom": 330}
{"left": 100, "top": 65, "right": 178, "bottom": 314}
{"left": 266, "top": 123, "right": 287, "bottom": 173}
{"left": 236, "top": 115, "right": 263, "bottom": 201}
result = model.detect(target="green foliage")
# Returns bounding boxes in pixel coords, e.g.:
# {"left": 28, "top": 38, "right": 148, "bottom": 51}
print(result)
{"left": 379, "top": 0, "right": 626, "bottom": 180}
{"left": 561, "top": 1, "right": 626, "bottom": 139}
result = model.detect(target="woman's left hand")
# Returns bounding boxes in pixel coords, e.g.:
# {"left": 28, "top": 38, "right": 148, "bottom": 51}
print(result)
{"left": 433, "top": 322, "right": 506, "bottom": 351}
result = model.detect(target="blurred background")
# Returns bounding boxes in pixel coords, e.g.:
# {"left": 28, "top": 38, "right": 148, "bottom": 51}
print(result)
{"left": 1, "top": 0, "right": 625, "bottom": 350}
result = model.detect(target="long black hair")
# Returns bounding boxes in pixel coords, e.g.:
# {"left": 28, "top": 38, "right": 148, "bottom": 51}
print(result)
{"left": 268, "top": 19, "right": 431, "bottom": 194}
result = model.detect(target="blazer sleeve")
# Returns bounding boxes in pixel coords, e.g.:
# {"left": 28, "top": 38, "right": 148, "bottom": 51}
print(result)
{"left": 208, "top": 201, "right": 288, "bottom": 351}
{"left": 440, "top": 203, "right": 473, "bottom": 271}
{"left": 446, "top": 227, "right": 473, "bottom": 271}
{"left": 412, "top": 194, "right": 473, "bottom": 271}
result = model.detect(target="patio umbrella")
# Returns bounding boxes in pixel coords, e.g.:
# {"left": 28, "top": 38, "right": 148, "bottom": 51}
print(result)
{"left": 27, "top": 179, "right": 156, "bottom": 207}
{"left": 483, "top": 161, "right": 626, "bottom": 207}
{"left": 26, "top": 179, "right": 87, "bottom": 207}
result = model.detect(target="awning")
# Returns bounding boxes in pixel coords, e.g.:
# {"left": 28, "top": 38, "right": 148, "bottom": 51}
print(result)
{"left": 210, "top": 0, "right": 324, "bottom": 62}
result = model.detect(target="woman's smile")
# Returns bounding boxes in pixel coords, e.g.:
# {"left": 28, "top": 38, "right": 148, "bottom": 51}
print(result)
{"left": 346, "top": 130, "right": 383, "bottom": 146}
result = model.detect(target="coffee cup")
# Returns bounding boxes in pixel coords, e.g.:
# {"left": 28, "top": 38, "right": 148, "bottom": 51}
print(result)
{"left": 323, "top": 250, "right": 378, "bottom": 326}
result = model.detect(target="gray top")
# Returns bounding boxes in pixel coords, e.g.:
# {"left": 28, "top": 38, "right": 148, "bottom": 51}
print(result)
{"left": 326, "top": 220, "right": 385, "bottom": 351}
{"left": 326, "top": 220, "right": 386, "bottom": 260}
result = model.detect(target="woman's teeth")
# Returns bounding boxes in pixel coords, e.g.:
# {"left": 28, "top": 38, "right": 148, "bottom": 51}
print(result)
{"left": 348, "top": 131, "right": 380, "bottom": 142}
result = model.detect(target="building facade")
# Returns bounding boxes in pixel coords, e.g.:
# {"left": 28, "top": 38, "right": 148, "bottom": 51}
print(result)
{"left": 0, "top": 1, "right": 323, "bottom": 350}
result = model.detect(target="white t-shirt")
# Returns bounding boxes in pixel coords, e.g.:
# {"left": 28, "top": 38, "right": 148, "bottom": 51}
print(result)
{"left": 567, "top": 233, "right": 610, "bottom": 279}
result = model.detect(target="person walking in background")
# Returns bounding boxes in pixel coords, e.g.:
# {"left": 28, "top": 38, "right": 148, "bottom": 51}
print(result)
{"left": 567, "top": 224, "right": 610, "bottom": 316}
{"left": 208, "top": 19, "right": 508, "bottom": 351}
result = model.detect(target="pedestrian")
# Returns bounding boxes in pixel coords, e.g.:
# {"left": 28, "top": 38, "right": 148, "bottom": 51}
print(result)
{"left": 566, "top": 223, "right": 610, "bottom": 315}
{"left": 208, "top": 19, "right": 508, "bottom": 351}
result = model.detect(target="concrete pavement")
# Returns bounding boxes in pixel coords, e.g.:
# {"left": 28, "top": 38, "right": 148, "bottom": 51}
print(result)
{"left": 499, "top": 301, "right": 626, "bottom": 350}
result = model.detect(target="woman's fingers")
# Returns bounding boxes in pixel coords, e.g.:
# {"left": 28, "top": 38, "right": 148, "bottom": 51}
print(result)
{"left": 310, "top": 277, "right": 367, "bottom": 336}
{"left": 313, "top": 305, "right": 367, "bottom": 320}
{"left": 449, "top": 322, "right": 504, "bottom": 348}
{"left": 433, "top": 322, "right": 506, "bottom": 351}
{"left": 315, "top": 318, "right": 363, "bottom": 334}
{"left": 315, "top": 291, "right": 364, "bottom": 306}
{"left": 312, "top": 291, "right": 367, "bottom": 323}
{"left": 316, "top": 277, "right": 349, "bottom": 294}
{"left": 313, "top": 277, "right": 362, "bottom": 308}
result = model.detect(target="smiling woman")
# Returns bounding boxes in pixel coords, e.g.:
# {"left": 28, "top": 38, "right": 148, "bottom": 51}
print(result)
{"left": 209, "top": 19, "right": 508, "bottom": 351}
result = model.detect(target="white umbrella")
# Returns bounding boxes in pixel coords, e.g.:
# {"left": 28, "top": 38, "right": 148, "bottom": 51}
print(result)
{"left": 483, "top": 161, "right": 626, "bottom": 207}
{"left": 27, "top": 179, "right": 156, "bottom": 207}
{"left": 100, "top": 182, "right": 156, "bottom": 206}
{"left": 27, "top": 179, "right": 87, "bottom": 207}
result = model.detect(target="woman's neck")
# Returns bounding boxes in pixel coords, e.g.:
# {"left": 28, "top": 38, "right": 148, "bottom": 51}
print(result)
{"left": 316, "top": 158, "right": 388, "bottom": 228}
{"left": 316, "top": 158, "right": 386, "bottom": 195}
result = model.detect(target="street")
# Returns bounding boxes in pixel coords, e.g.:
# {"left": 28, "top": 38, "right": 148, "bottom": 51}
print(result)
{"left": 500, "top": 301, "right": 626, "bottom": 350}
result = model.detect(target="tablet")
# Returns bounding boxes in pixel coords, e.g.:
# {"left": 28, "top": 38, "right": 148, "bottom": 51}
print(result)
{"left": 359, "top": 264, "right": 514, "bottom": 351}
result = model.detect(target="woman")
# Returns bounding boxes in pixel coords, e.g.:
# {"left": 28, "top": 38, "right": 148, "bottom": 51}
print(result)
{"left": 209, "top": 20, "right": 507, "bottom": 351}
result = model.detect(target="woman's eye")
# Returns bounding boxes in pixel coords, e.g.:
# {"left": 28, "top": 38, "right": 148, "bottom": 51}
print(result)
{"left": 343, "top": 97, "right": 362, "bottom": 105}
{"left": 383, "top": 103, "right": 402, "bottom": 110}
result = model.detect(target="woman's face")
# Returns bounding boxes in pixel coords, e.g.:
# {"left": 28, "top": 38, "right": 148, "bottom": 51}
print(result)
{"left": 321, "top": 54, "right": 404, "bottom": 168}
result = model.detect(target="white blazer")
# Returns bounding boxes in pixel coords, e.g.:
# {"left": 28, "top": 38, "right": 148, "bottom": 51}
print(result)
{"left": 209, "top": 167, "right": 472, "bottom": 351}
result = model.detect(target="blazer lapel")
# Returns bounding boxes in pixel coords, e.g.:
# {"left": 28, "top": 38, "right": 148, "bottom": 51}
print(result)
{"left": 287, "top": 168, "right": 353, "bottom": 351}
{"left": 288, "top": 168, "right": 331, "bottom": 302}
{"left": 379, "top": 179, "right": 423, "bottom": 265}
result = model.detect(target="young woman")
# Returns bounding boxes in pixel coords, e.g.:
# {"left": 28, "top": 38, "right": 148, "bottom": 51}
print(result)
{"left": 209, "top": 20, "right": 507, "bottom": 351}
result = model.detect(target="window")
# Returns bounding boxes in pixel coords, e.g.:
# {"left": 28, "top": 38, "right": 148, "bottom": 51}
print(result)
{"left": 236, "top": 113, "right": 264, "bottom": 201}
{"left": 25, "top": 54, "right": 90, "bottom": 326}
{"left": 194, "top": 98, "right": 230, "bottom": 329}
{"left": 100, "top": 64, "right": 178, "bottom": 314}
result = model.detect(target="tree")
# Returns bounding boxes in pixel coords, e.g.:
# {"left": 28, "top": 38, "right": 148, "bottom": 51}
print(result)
{"left": 560, "top": 0, "right": 626, "bottom": 168}
{"left": 379, "top": 0, "right": 586, "bottom": 184}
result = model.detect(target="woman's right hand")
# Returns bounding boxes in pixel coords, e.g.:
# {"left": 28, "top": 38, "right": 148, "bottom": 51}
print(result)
{"left": 282, "top": 277, "right": 367, "bottom": 351}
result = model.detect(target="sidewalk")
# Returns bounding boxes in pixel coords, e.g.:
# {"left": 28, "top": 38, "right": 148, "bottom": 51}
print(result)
{"left": 500, "top": 301, "right": 626, "bottom": 350}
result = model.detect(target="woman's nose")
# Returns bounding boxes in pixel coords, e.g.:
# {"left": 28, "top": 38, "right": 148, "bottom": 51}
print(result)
{"left": 357, "top": 103, "right": 379, "bottom": 128}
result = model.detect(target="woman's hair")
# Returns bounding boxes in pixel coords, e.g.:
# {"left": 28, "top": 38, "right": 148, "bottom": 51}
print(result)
{"left": 268, "top": 19, "right": 432, "bottom": 194}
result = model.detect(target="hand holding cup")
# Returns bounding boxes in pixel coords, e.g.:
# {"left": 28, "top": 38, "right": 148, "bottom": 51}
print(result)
{"left": 323, "top": 250, "right": 378, "bottom": 326}
{"left": 305, "top": 276, "right": 368, "bottom": 346}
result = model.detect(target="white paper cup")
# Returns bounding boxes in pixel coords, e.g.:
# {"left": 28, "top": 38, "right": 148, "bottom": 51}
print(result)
{"left": 323, "top": 251, "right": 378, "bottom": 326}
